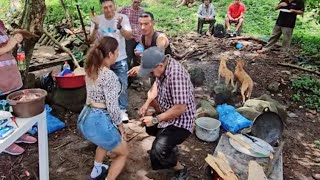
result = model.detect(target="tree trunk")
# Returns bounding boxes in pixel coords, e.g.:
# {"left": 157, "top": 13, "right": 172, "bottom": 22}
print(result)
{"left": 60, "top": 0, "right": 74, "bottom": 26}
{"left": 19, "top": 0, "right": 46, "bottom": 86}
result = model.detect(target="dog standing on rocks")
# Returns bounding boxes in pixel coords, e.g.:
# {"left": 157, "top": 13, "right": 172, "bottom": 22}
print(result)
{"left": 218, "top": 56, "right": 235, "bottom": 89}
{"left": 234, "top": 59, "right": 253, "bottom": 104}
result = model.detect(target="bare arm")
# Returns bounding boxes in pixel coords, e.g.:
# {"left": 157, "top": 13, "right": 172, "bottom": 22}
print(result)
{"left": 236, "top": 12, "right": 245, "bottom": 20}
{"left": 0, "top": 34, "right": 22, "bottom": 56}
{"left": 156, "top": 34, "right": 169, "bottom": 49}
{"left": 119, "top": 28, "right": 133, "bottom": 40}
{"left": 290, "top": 9, "right": 304, "bottom": 15}
{"left": 156, "top": 104, "right": 187, "bottom": 122}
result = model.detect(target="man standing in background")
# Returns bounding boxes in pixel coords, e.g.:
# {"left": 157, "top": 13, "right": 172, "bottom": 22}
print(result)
{"left": 119, "top": 0, "right": 144, "bottom": 72}
{"left": 258, "top": 0, "right": 304, "bottom": 54}
{"left": 90, "top": 0, "right": 133, "bottom": 122}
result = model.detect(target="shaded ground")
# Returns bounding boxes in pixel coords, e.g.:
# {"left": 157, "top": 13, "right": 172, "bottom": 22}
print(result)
{"left": 0, "top": 33, "right": 319, "bottom": 180}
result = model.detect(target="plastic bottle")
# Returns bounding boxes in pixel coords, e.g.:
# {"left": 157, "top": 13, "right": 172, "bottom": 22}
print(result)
{"left": 63, "top": 61, "right": 71, "bottom": 70}
{"left": 136, "top": 43, "right": 144, "bottom": 53}
{"left": 16, "top": 44, "right": 26, "bottom": 71}
{"left": 59, "top": 61, "right": 72, "bottom": 76}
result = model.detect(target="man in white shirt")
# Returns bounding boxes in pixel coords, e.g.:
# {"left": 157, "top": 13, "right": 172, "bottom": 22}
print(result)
{"left": 90, "top": 0, "right": 133, "bottom": 122}
{"left": 197, "top": 0, "right": 216, "bottom": 35}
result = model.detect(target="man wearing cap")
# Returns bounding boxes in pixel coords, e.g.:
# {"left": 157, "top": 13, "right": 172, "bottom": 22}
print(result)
{"left": 138, "top": 47, "right": 196, "bottom": 180}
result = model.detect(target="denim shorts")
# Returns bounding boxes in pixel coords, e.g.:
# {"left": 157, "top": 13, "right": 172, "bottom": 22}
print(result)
{"left": 77, "top": 106, "right": 121, "bottom": 151}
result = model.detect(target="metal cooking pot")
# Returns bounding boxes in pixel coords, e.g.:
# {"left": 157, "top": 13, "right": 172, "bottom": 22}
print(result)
{"left": 251, "top": 107, "right": 284, "bottom": 146}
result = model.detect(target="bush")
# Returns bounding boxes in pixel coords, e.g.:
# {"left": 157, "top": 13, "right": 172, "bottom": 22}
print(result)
{"left": 291, "top": 75, "right": 320, "bottom": 110}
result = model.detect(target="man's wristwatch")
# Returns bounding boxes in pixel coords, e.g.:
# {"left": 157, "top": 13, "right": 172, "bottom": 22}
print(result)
{"left": 152, "top": 116, "right": 159, "bottom": 125}
{"left": 117, "top": 25, "right": 122, "bottom": 30}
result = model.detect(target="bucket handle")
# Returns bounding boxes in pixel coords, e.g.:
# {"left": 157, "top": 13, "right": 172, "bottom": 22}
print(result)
{"left": 263, "top": 107, "right": 271, "bottom": 113}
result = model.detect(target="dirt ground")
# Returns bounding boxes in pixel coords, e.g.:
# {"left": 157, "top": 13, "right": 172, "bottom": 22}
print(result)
{"left": 0, "top": 33, "right": 319, "bottom": 180}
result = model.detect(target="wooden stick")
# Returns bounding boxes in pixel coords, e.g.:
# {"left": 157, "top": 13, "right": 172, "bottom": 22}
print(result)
{"left": 278, "top": 63, "right": 320, "bottom": 76}
{"left": 266, "top": 141, "right": 285, "bottom": 177}
{"left": 53, "top": 141, "right": 73, "bottom": 150}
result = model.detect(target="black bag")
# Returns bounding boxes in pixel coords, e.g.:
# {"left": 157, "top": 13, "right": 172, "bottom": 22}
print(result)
{"left": 214, "top": 24, "right": 225, "bottom": 38}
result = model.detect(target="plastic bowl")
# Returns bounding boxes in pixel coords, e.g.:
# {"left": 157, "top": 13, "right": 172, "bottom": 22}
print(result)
{"left": 53, "top": 73, "right": 85, "bottom": 89}
{"left": 195, "top": 117, "right": 221, "bottom": 142}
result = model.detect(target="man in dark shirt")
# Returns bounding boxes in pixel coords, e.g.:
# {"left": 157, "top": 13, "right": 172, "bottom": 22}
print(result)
{"left": 127, "top": 12, "right": 172, "bottom": 77}
{"left": 258, "top": 0, "right": 304, "bottom": 53}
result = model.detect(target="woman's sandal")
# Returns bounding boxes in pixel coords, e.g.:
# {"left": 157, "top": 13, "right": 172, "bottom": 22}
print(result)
{"left": 15, "top": 134, "right": 37, "bottom": 144}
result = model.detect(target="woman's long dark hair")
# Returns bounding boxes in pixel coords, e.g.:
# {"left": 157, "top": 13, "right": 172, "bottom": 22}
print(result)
{"left": 85, "top": 36, "right": 118, "bottom": 81}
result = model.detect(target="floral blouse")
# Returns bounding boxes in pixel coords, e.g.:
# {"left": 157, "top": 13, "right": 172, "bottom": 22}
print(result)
{"left": 85, "top": 67, "right": 122, "bottom": 125}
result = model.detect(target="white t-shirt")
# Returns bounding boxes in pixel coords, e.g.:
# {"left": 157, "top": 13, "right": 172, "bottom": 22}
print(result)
{"left": 90, "top": 13, "right": 132, "bottom": 62}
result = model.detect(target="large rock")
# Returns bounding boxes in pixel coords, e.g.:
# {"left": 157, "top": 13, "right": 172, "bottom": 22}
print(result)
{"left": 255, "top": 94, "right": 287, "bottom": 123}
{"left": 213, "top": 84, "right": 235, "bottom": 106}
{"left": 52, "top": 87, "right": 86, "bottom": 113}
{"left": 267, "top": 81, "right": 280, "bottom": 93}
{"left": 244, "top": 99, "right": 278, "bottom": 113}
{"left": 196, "top": 100, "right": 218, "bottom": 119}
{"left": 188, "top": 67, "right": 205, "bottom": 87}
{"left": 236, "top": 107, "right": 260, "bottom": 121}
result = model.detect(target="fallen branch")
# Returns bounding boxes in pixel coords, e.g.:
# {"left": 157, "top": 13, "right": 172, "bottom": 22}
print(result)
{"left": 278, "top": 63, "right": 320, "bottom": 76}
{"left": 53, "top": 141, "right": 73, "bottom": 151}
{"left": 229, "top": 36, "right": 281, "bottom": 47}
{"left": 127, "top": 132, "right": 143, "bottom": 142}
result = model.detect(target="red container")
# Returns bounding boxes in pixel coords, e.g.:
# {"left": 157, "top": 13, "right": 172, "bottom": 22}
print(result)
{"left": 53, "top": 73, "right": 85, "bottom": 89}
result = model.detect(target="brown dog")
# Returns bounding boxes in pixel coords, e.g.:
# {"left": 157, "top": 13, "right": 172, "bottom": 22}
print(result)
{"left": 234, "top": 59, "right": 254, "bottom": 104}
{"left": 218, "top": 56, "right": 235, "bottom": 88}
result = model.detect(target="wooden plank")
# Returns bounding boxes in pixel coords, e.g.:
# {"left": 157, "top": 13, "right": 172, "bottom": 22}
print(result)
{"left": 248, "top": 161, "right": 267, "bottom": 180}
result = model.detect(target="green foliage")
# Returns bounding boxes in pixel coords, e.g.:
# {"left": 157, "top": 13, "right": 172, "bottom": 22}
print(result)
{"left": 291, "top": 75, "right": 320, "bottom": 110}
{"left": 1, "top": 0, "right": 319, "bottom": 54}
{"left": 0, "top": 1, "right": 10, "bottom": 20}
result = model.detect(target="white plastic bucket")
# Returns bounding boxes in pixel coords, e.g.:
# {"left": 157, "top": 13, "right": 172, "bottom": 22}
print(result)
{"left": 195, "top": 117, "right": 221, "bottom": 142}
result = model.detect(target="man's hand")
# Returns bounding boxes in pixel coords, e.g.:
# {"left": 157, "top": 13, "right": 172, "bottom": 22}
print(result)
{"left": 116, "top": 16, "right": 123, "bottom": 29}
{"left": 92, "top": 16, "right": 100, "bottom": 30}
{"left": 139, "top": 102, "right": 149, "bottom": 117}
{"left": 279, "top": 2, "right": 288, "bottom": 7}
{"left": 128, "top": 66, "right": 139, "bottom": 77}
{"left": 139, "top": 116, "right": 154, "bottom": 127}
{"left": 134, "top": 48, "right": 143, "bottom": 57}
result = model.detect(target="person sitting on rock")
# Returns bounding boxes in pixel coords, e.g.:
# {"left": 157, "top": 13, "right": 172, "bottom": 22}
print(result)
{"left": 225, "top": 0, "right": 246, "bottom": 36}
{"left": 197, "top": 0, "right": 216, "bottom": 35}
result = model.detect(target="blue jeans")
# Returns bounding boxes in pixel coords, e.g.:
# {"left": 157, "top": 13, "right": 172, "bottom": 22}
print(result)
{"left": 78, "top": 106, "right": 121, "bottom": 151}
{"left": 111, "top": 59, "right": 128, "bottom": 111}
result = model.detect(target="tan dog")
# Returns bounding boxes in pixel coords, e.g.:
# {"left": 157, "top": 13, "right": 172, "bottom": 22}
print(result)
{"left": 218, "top": 56, "right": 235, "bottom": 88}
{"left": 234, "top": 59, "right": 254, "bottom": 104}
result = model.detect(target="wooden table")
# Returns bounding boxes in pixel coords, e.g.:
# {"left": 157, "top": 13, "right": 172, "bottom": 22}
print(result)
{"left": 0, "top": 111, "right": 49, "bottom": 180}
{"left": 213, "top": 134, "right": 283, "bottom": 180}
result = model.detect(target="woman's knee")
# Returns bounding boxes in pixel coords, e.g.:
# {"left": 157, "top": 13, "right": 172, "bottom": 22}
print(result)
{"left": 113, "top": 141, "right": 129, "bottom": 157}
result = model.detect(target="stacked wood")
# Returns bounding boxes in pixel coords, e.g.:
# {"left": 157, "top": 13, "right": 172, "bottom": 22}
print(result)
{"left": 205, "top": 152, "right": 238, "bottom": 180}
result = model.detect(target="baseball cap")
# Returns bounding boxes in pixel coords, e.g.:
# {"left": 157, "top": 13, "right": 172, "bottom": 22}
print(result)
{"left": 138, "top": 47, "right": 166, "bottom": 77}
